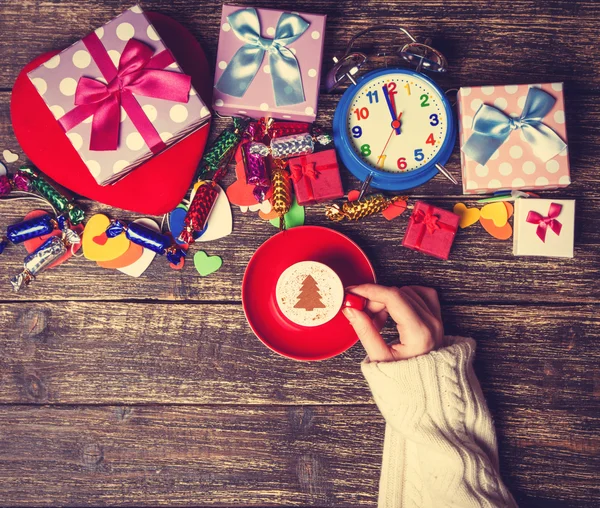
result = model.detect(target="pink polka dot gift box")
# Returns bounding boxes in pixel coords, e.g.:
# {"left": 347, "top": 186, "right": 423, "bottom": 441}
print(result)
{"left": 457, "top": 83, "right": 570, "bottom": 195}
{"left": 27, "top": 4, "right": 211, "bottom": 186}
{"left": 212, "top": 5, "right": 326, "bottom": 122}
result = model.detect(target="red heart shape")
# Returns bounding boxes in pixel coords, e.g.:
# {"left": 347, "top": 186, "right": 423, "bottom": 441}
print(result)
{"left": 11, "top": 13, "right": 211, "bottom": 215}
{"left": 22, "top": 210, "right": 85, "bottom": 268}
{"left": 226, "top": 144, "right": 273, "bottom": 207}
{"left": 382, "top": 199, "right": 408, "bottom": 220}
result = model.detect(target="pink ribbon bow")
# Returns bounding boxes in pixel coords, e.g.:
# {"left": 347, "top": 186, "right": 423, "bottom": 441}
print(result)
{"left": 526, "top": 202, "right": 563, "bottom": 242}
{"left": 58, "top": 33, "right": 191, "bottom": 153}
{"left": 290, "top": 162, "right": 319, "bottom": 183}
{"left": 412, "top": 209, "right": 442, "bottom": 233}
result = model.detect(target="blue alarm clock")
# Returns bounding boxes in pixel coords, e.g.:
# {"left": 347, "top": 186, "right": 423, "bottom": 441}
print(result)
{"left": 326, "top": 25, "right": 458, "bottom": 193}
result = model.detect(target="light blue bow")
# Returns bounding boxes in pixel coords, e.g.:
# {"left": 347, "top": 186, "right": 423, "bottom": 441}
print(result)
{"left": 215, "top": 8, "right": 309, "bottom": 107}
{"left": 462, "top": 86, "right": 567, "bottom": 166}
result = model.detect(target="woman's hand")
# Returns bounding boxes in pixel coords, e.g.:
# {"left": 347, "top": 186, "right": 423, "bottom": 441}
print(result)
{"left": 342, "top": 284, "right": 444, "bottom": 362}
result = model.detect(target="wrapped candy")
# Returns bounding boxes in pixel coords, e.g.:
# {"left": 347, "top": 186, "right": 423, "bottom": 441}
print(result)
{"left": 0, "top": 171, "right": 33, "bottom": 196}
{"left": 106, "top": 220, "right": 185, "bottom": 265}
{"left": 258, "top": 117, "right": 311, "bottom": 139}
{"left": 179, "top": 182, "right": 220, "bottom": 244}
{"left": 11, "top": 219, "right": 81, "bottom": 291}
{"left": 17, "top": 166, "right": 85, "bottom": 224}
{"left": 6, "top": 214, "right": 55, "bottom": 244}
{"left": 326, "top": 195, "right": 404, "bottom": 221}
{"left": 249, "top": 132, "right": 333, "bottom": 159}
{"left": 271, "top": 160, "right": 292, "bottom": 230}
{"left": 200, "top": 117, "right": 250, "bottom": 174}
{"left": 243, "top": 122, "right": 270, "bottom": 203}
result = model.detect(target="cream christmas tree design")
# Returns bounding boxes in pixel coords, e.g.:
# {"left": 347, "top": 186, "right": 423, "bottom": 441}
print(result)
{"left": 294, "top": 275, "right": 326, "bottom": 311}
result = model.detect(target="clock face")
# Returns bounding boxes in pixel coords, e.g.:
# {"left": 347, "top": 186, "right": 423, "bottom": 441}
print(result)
{"left": 346, "top": 71, "right": 449, "bottom": 173}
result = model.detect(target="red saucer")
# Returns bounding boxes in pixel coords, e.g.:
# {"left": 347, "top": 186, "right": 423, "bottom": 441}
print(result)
{"left": 242, "top": 226, "right": 376, "bottom": 361}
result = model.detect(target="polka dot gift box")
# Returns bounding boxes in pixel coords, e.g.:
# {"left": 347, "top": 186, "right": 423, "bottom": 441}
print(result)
{"left": 212, "top": 5, "right": 326, "bottom": 122}
{"left": 26, "top": 4, "right": 211, "bottom": 186}
{"left": 457, "top": 83, "right": 570, "bottom": 195}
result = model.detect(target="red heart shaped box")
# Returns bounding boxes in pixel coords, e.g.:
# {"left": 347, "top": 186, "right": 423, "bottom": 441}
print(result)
{"left": 11, "top": 12, "right": 211, "bottom": 215}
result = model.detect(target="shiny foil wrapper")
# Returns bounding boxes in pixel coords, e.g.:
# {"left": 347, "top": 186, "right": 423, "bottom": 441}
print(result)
{"left": 253, "top": 133, "right": 315, "bottom": 159}
{"left": 18, "top": 166, "right": 84, "bottom": 224}
{"left": 7, "top": 214, "right": 54, "bottom": 244}
{"left": 127, "top": 222, "right": 170, "bottom": 254}
{"left": 326, "top": 195, "right": 401, "bottom": 221}
{"left": 11, "top": 236, "right": 66, "bottom": 291}
{"left": 179, "top": 182, "right": 220, "bottom": 244}
{"left": 106, "top": 220, "right": 182, "bottom": 260}
{"left": 201, "top": 117, "right": 249, "bottom": 174}
{"left": 271, "top": 163, "right": 292, "bottom": 225}
{"left": 0, "top": 175, "right": 11, "bottom": 196}
{"left": 258, "top": 118, "right": 311, "bottom": 139}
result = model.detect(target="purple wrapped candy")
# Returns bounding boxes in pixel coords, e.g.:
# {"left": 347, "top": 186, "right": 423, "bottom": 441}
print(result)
{"left": 243, "top": 122, "right": 270, "bottom": 203}
{"left": 0, "top": 175, "right": 11, "bottom": 196}
{"left": 13, "top": 172, "right": 32, "bottom": 192}
{"left": 11, "top": 236, "right": 66, "bottom": 291}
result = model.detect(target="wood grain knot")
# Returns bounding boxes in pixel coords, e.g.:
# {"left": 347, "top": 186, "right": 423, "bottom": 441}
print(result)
{"left": 18, "top": 309, "right": 50, "bottom": 340}
{"left": 296, "top": 453, "right": 328, "bottom": 498}
{"left": 81, "top": 443, "right": 104, "bottom": 468}
{"left": 24, "top": 373, "right": 47, "bottom": 401}
{"left": 115, "top": 407, "right": 133, "bottom": 421}
{"left": 288, "top": 407, "right": 314, "bottom": 436}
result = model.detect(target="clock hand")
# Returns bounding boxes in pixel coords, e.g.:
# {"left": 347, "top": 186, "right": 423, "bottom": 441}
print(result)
{"left": 376, "top": 112, "right": 402, "bottom": 168}
{"left": 383, "top": 84, "right": 401, "bottom": 135}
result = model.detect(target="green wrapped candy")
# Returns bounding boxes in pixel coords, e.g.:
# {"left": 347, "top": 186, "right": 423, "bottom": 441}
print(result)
{"left": 18, "top": 166, "right": 85, "bottom": 224}
{"left": 200, "top": 117, "right": 249, "bottom": 175}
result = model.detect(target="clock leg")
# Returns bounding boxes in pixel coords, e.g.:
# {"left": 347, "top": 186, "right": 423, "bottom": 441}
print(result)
{"left": 435, "top": 163, "right": 459, "bottom": 185}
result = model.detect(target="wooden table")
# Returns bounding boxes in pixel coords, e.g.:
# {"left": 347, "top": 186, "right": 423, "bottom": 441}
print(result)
{"left": 1, "top": 1, "right": 598, "bottom": 506}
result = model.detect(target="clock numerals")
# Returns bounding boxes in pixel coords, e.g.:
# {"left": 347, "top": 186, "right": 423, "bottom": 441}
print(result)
{"left": 420, "top": 94, "right": 430, "bottom": 107}
{"left": 377, "top": 155, "right": 387, "bottom": 168}
{"left": 414, "top": 149, "right": 424, "bottom": 162}
{"left": 404, "top": 83, "right": 411, "bottom": 95}
{"left": 366, "top": 91, "right": 379, "bottom": 104}
{"left": 426, "top": 133, "right": 436, "bottom": 145}
{"left": 397, "top": 157, "right": 407, "bottom": 170}
{"left": 360, "top": 144, "right": 372, "bottom": 156}
{"left": 429, "top": 113, "right": 439, "bottom": 126}
{"left": 354, "top": 107, "right": 369, "bottom": 120}
{"left": 351, "top": 126, "right": 363, "bottom": 138}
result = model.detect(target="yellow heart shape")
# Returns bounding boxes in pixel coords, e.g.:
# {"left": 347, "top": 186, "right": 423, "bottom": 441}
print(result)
{"left": 480, "top": 202, "right": 508, "bottom": 227}
{"left": 453, "top": 203, "right": 481, "bottom": 229}
{"left": 82, "top": 214, "right": 130, "bottom": 262}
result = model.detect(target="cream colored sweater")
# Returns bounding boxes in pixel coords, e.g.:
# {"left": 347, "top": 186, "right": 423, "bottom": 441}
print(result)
{"left": 361, "top": 336, "right": 517, "bottom": 508}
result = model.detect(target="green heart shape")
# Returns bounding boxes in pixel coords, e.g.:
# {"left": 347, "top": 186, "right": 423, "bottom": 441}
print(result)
{"left": 269, "top": 198, "right": 305, "bottom": 229}
{"left": 193, "top": 251, "right": 223, "bottom": 276}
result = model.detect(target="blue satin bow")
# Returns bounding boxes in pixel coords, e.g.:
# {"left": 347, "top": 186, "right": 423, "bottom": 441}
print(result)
{"left": 462, "top": 86, "right": 567, "bottom": 166}
{"left": 215, "top": 8, "right": 309, "bottom": 107}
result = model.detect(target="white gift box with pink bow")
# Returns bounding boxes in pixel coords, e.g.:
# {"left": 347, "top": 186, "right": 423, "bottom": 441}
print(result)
{"left": 513, "top": 198, "right": 575, "bottom": 258}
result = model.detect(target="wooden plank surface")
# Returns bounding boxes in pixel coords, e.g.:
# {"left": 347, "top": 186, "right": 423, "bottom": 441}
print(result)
{"left": 0, "top": 405, "right": 597, "bottom": 507}
{"left": 0, "top": 0, "right": 599, "bottom": 506}
{"left": 1, "top": 195, "right": 599, "bottom": 303}
{"left": 0, "top": 302, "right": 598, "bottom": 406}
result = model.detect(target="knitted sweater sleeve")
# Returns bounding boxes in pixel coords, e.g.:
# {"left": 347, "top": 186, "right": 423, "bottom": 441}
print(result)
{"left": 361, "top": 336, "right": 517, "bottom": 508}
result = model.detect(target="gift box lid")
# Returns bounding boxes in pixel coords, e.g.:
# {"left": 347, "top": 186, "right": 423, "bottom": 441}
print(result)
{"left": 458, "top": 83, "right": 570, "bottom": 194}
{"left": 403, "top": 201, "right": 460, "bottom": 260}
{"left": 513, "top": 198, "right": 575, "bottom": 258}
{"left": 27, "top": 4, "right": 211, "bottom": 185}
{"left": 212, "top": 4, "right": 326, "bottom": 122}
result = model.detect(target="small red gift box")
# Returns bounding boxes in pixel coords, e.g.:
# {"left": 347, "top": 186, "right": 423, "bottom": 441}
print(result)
{"left": 288, "top": 149, "right": 344, "bottom": 206}
{"left": 402, "top": 201, "right": 460, "bottom": 260}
